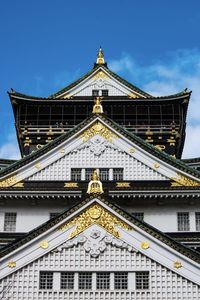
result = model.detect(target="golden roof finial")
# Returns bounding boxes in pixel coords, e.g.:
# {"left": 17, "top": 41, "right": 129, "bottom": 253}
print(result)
{"left": 96, "top": 47, "right": 105, "bottom": 64}
{"left": 92, "top": 97, "right": 103, "bottom": 114}
{"left": 87, "top": 169, "right": 104, "bottom": 194}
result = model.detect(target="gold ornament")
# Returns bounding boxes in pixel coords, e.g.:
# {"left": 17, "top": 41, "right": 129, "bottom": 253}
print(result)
{"left": 92, "top": 70, "right": 109, "bottom": 81}
{"left": 141, "top": 241, "right": 150, "bottom": 249}
{"left": 171, "top": 173, "right": 200, "bottom": 187}
{"left": 116, "top": 182, "right": 130, "bottom": 188}
{"left": 59, "top": 203, "right": 132, "bottom": 239}
{"left": 155, "top": 145, "right": 166, "bottom": 151}
{"left": 129, "top": 148, "right": 136, "bottom": 153}
{"left": 96, "top": 47, "right": 105, "bottom": 64}
{"left": 64, "top": 182, "right": 78, "bottom": 188}
{"left": 35, "top": 163, "right": 41, "bottom": 169}
{"left": 153, "top": 163, "right": 160, "bottom": 169}
{"left": 173, "top": 261, "right": 182, "bottom": 269}
{"left": 8, "top": 261, "right": 16, "bottom": 268}
{"left": 81, "top": 121, "right": 117, "bottom": 142}
{"left": 128, "top": 92, "right": 139, "bottom": 99}
{"left": 0, "top": 175, "right": 19, "bottom": 188}
{"left": 13, "top": 182, "right": 24, "bottom": 188}
{"left": 92, "top": 97, "right": 103, "bottom": 114}
{"left": 39, "top": 240, "right": 49, "bottom": 249}
{"left": 87, "top": 170, "right": 104, "bottom": 194}
{"left": 60, "top": 148, "right": 65, "bottom": 154}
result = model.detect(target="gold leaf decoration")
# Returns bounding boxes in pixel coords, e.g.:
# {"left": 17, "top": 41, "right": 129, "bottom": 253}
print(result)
{"left": 92, "top": 71, "right": 109, "bottom": 80}
{"left": 171, "top": 173, "right": 200, "bottom": 187}
{"left": 59, "top": 203, "right": 132, "bottom": 239}
{"left": 13, "top": 182, "right": 24, "bottom": 188}
{"left": 8, "top": 261, "right": 16, "bottom": 268}
{"left": 141, "top": 241, "right": 150, "bottom": 249}
{"left": 64, "top": 182, "right": 78, "bottom": 188}
{"left": 173, "top": 261, "right": 182, "bottom": 269}
{"left": 39, "top": 240, "right": 49, "bottom": 249}
{"left": 153, "top": 163, "right": 160, "bottom": 169}
{"left": 116, "top": 182, "right": 130, "bottom": 188}
{"left": 0, "top": 176, "right": 19, "bottom": 188}
{"left": 81, "top": 122, "right": 117, "bottom": 142}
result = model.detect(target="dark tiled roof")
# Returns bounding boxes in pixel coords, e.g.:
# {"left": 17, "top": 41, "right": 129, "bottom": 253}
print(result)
{"left": 0, "top": 113, "right": 200, "bottom": 182}
{"left": 0, "top": 195, "right": 199, "bottom": 263}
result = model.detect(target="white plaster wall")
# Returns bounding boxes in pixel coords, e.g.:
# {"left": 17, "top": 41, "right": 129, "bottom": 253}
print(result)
{"left": 0, "top": 243, "right": 199, "bottom": 300}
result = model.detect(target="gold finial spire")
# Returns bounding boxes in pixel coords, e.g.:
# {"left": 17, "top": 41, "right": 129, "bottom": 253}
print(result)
{"left": 87, "top": 170, "right": 104, "bottom": 194}
{"left": 96, "top": 47, "right": 105, "bottom": 64}
{"left": 92, "top": 97, "right": 103, "bottom": 114}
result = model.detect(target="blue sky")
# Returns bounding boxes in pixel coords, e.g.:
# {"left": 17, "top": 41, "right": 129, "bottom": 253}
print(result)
{"left": 1, "top": 0, "right": 200, "bottom": 159}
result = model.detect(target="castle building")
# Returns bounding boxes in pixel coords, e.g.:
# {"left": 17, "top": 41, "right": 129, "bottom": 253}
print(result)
{"left": 0, "top": 49, "right": 200, "bottom": 299}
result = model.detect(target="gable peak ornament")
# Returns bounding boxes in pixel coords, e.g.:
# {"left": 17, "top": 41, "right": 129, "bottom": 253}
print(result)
{"left": 92, "top": 97, "right": 103, "bottom": 114}
{"left": 87, "top": 170, "right": 104, "bottom": 194}
{"left": 96, "top": 46, "right": 105, "bottom": 64}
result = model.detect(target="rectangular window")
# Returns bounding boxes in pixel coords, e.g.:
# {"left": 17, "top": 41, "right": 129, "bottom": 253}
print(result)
{"left": 132, "top": 212, "right": 144, "bottom": 221}
{"left": 39, "top": 272, "right": 53, "bottom": 289}
{"left": 99, "top": 168, "right": 109, "bottom": 181}
{"left": 4, "top": 213, "right": 17, "bottom": 232}
{"left": 92, "top": 90, "right": 99, "bottom": 96}
{"left": 79, "top": 273, "right": 92, "bottom": 289}
{"left": 196, "top": 212, "right": 200, "bottom": 231}
{"left": 61, "top": 272, "right": 74, "bottom": 289}
{"left": 113, "top": 168, "right": 123, "bottom": 181}
{"left": 85, "top": 168, "right": 94, "bottom": 181}
{"left": 177, "top": 212, "right": 190, "bottom": 231}
{"left": 49, "top": 212, "right": 59, "bottom": 219}
{"left": 114, "top": 272, "right": 128, "bottom": 289}
{"left": 102, "top": 89, "right": 108, "bottom": 97}
{"left": 71, "top": 168, "right": 81, "bottom": 181}
{"left": 97, "top": 272, "right": 110, "bottom": 289}
{"left": 135, "top": 272, "right": 149, "bottom": 290}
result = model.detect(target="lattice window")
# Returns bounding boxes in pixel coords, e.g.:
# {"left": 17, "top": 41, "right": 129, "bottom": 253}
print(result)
{"left": 39, "top": 272, "right": 53, "bottom": 289}
{"left": 99, "top": 168, "right": 109, "bottom": 181}
{"left": 61, "top": 272, "right": 74, "bottom": 289}
{"left": 102, "top": 89, "right": 108, "bottom": 96}
{"left": 96, "top": 272, "right": 110, "bottom": 289}
{"left": 113, "top": 168, "right": 123, "bottom": 180}
{"left": 4, "top": 212, "right": 17, "bottom": 232}
{"left": 92, "top": 89, "right": 99, "bottom": 96}
{"left": 79, "top": 273, "right": 92, "bottom": 289}
{"left": 135, "top": 271, "right": 149, "bottom": 289}
{"left": 177, "top": 212, "right": 190, "bottom": 231}
{"left": 71, "top": 168, "right": 81, "bottom": 181}
{"left": 85, "top": 168, "right": 94, "bottom": 181}
{"left": 49, "top": 212, "right": 59, "bottom": 219}
{"left": 114, "top": 272, "right": 128, "bottom": 289}
{"left": 195, "top": 212, "right": 200, "bottom": 231}
{"left": 132, "top": 212, "right": 144, "bottom": 221}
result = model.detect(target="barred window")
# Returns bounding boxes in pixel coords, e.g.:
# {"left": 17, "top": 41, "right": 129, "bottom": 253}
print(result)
{"left": 79, "top": 273, "right": 92, "bottom": 289}
{"left": 136, "top": 272, "right": 149, "bottom": 289}
{"left": 196, "top": 212, "right": 200, "bottom": 231}
{"left": 177, "top": 212, "right": 190, "bottom": 231}
{"left": 39, "top": 272, "right": 53, "bottom": 289}
{"left": 114, "top": 272, "right": 128, "bottom": 289}
{"left": 97, "top": 272, "right": 110, "bottom": 289}
{"left": 113, "top": 168, "right": 123, "bottom": 181}
{"left": 102, "top": 89, "right": 108, "bottom": 97}
{"left": 92, "top": 90, "right": 99, "bottom": 96}
{"left": 132, "top": 212, "right": 144, "bottom": 221}
{"left": 71, "top": 168, "right": 81, "bottom": 181}
{"left": 4, "top": 213, "right": 17, "bottom": 232}
{"left": 85, "top": 168, "right": 94, "bottom": 181}
{"left": 61, "top": 272, "right": 74, "bottom": 289}
{"left": 49, "top": 212, "right": 59, "bottom": 219}
{"left": 99, "top": 168, "right": 109, "bottom": 181}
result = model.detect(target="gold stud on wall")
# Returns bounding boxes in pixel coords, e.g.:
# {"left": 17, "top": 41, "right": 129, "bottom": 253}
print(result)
{"left": 173, "top": 261, "right": 182, "bottom": 269}
{"left": 8, "top": 261, "right": 16, "bottom": 268}
{"left": 141, "top": 241, "right": 150, "bottom": 249}
{"left": 39, "top": 240, "right": 49, "bottom": 249}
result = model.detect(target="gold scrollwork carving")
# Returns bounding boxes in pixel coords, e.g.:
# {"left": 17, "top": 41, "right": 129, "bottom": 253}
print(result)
{"left": 153, "top": 163, "right": 160, "bottom": 169}
{"left": 81, "top": 122, "right": 117, "bottom": 142}
{"left": 128, "top": 92, "right": 139, "bottom": 99}
{"left": 155, "top": 145, "right": 166, "bottom": 151}
{"left": 8, "top": 261, "right": 16, "bottom": 268}
{"left": 116, "top": 182, "right": 130, "bottom": 188}
{"left": 173, "top": 261, "right": 182, "bottom": 269}
{"left": 59, "top": 204, "right": 132, "bottom": 239}
{"left": 0, "top": 175, "right": 20, "bottom": 188}
{"left": 92, "top": 71, "right": 109, "bottom": 81}
{"left": 141, "top": 241, "right": 150, "bottom": 249}
{"left": 64, "top": 182, "right": 78, "bottom": 188}
{"left": 39, "top": 240, "right": 49, "bottom": 249}
{"left": 171, "top": 173, "right": 200, "bottom": 187}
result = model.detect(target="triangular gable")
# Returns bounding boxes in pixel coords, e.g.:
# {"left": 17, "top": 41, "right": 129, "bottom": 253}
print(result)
{"left": 0, "top": 197, "right": 199, "bottom": 285}
{"left": 49, "top": 65, "right": 152, "bottom": 99}
{"left": 0, "top": 114, "right": 200, "bottom": 187}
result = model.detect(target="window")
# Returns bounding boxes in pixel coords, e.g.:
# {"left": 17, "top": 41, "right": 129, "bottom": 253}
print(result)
{"left": 132, "top": 212, "right": 144, "bottom": 221}
{"left": 61, "top": 272, "right": 74, "bottom": 289}
{"left": 177, "top": 212, "right": 190, "bottom": 231}
{"left": 135, "top": 272, "right": 149, "bottom": 289}
{"left": 79, "top": 273, "right": 92, "bottom": 289}
{"left": 114, "top": 272, "right": 128, "bottom": 289}
{"left": 85, "top": 168, "right": 94, "bottom": 181}
{"left": 39, "top": 272, "right": 53, "bottom": 289}
{"left": 92, "top": 90, "right": 99, "bottom": 96}
{"left": 71, "top": 168, "right": 81, "bottom": 181}
{"left": 102, "top": 89, "right": 108, "bottom": 97}
{"left": 196, "top": 212, "right": 200, "bottom": 231}
{"left": 113, "top": 168, "right": 123, "bottom": 181}
{"left": 49, "top": 212, "right": 59, "bottom": 219}
{"left": 4, "top": 213, "right": 17, "bottom": 232}
{"left": 99, "top": 168, "right": 109, "bottom": 181}
{"left": 97, "top": 272, "right": 110, "bottom": 289}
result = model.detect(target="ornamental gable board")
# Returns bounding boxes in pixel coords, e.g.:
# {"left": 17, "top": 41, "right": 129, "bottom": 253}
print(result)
{"left": 0, "top": 197, "right": 200, "bottom": 300}
{"left": 0, "top": 115, "right": 200, "bottom": 187}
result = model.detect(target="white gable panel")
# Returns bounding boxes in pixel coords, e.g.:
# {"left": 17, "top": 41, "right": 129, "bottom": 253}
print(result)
{"left": 28, "top": 136, "right": 167, "bottom": 181}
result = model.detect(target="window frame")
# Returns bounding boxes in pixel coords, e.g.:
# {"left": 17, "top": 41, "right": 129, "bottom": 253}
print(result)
{"left": 177, "top": 212, "right": 190, "bottom": 231}
{"left": 4, "top": 212, "right": 17, "bottom": 232}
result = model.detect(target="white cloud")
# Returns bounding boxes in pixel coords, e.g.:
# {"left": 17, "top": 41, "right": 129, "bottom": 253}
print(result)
{"left": 109, "top": 49, "right": 200, "bottom": 158}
